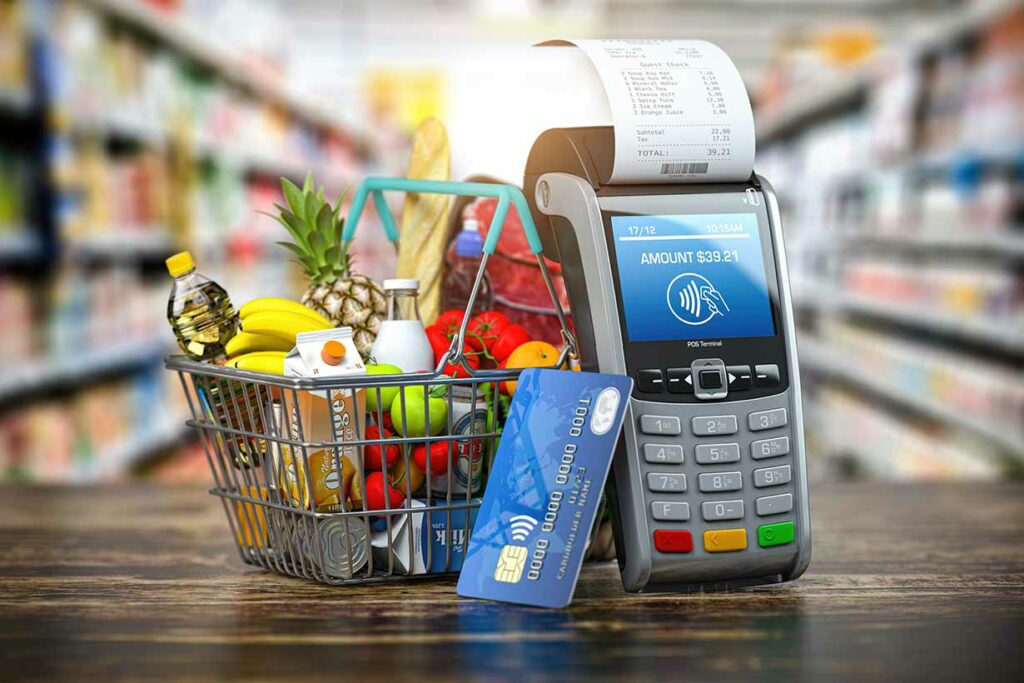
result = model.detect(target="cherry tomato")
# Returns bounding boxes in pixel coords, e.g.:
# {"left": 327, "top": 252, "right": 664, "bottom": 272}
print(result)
{"left": 490, "top": 324, "right": 532, "bottom": 363}
{"left": 362, "top": 425, "right": 399, "bottom": 471}
{"left": 468, "top": 311, "right": 510, "bottom": 352}
{"left": 364, "top": 471, "right": 405, "bottom": 510}
{"left": 412, "top": 441, "right": 452, "bottom": 477}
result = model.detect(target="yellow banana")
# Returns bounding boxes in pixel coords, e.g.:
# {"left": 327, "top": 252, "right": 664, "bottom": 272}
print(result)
{"left": 241, "top": 311, "right": 330, "bottom": 345}
{"left": 226, "top": 351, "right": 287, "bottom": 375}
{"left": 239, "top": 297, "right": 332, "bottom": 328}
{"left": 226, "top": 332, "right": 294, "bottom": 356}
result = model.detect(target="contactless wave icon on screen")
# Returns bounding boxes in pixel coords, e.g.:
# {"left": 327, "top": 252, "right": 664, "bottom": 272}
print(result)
{"left": 508, "top": 515, "right": 538, "bottom": 542}
{"left": 667, "top": 273, "right": 729, "bottom": 325}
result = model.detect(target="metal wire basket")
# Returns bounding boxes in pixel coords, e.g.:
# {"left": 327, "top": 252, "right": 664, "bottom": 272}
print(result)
{"left": 167, "top": 178, "right": 584, "bottom": 585}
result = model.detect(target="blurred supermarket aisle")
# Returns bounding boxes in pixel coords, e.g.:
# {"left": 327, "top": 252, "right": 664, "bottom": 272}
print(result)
{"left": 0, "top": 0, "right": 1021, "bottom": 483}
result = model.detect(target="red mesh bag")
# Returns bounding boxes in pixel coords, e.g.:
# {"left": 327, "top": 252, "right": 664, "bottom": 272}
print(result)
{"left": 470, "top": 198, "right": 571, "bottom": 347}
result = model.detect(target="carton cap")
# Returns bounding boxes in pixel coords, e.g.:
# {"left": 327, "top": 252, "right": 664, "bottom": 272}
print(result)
{"left": 320, "top": 340, "right": 347, "bottom": 366}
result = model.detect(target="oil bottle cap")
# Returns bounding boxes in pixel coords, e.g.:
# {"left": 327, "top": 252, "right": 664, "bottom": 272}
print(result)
{"left": 166, "top": 251, "right": 195, "bottom": 277}
{"left": 321, "top": 340, "right": 347, "bottom": 366}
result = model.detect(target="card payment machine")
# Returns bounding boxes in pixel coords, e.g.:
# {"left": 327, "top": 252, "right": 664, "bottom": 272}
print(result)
{"left": 525, "top": 127, "right": 811, "bottom": 592}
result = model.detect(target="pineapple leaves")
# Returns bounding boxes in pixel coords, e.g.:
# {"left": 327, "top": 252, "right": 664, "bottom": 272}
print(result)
{"left": 302, "top": 171, "right": 314, "bottom": 194}
{"left": 280, "top": 178, "right": 306, "bottom": 222}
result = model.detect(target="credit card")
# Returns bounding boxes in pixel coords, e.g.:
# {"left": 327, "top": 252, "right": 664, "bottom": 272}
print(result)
{"left": 457, "top": 368, "right": 632, "bottom": 608}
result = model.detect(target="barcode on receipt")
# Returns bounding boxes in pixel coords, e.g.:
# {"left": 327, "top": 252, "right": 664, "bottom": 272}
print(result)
{"left": 660, "top": 162, "right": 710, "bottom": 175}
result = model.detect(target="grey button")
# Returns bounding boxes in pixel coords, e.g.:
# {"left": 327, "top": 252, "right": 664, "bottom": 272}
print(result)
{"left": 754, "top": 464, "right": 791, "bottom": 488}
{"left": 749, "top": 408, "right": 788, "bottom": 431}
{"left": 695, "top": 442, "right": 740, "bottom": 464}
{"left": 751, "top": 436, "right": 790, "bottom": 460}
{"left": 640, "top": 415, "right": 681, "bottom": 435}
{"left": 756, "top": 493, "right": 793, "bottom": 516}
{"left": 643, "top": 443, "right": 684, "bottom": 464}
{"left": 698, "top": 471, "right": 742, "bottom": 493}
{"left": 647, "top": 472, "right": 687, "bottom": 492}
{"left": 701, "top": 499, "right": 744, "bottom": 521}
{"left": 691, "top": 415, "right": 738, "bottom": 436}
{"left": 651, "top": 501, "right": 690, "bottom": 521}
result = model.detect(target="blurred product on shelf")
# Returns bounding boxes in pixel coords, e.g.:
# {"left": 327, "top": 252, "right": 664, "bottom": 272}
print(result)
{"left": 165, "top": 250, "right": 239, "bottom": 362}
{"left": 0, "top": 0, "right": 28, "bottom": 100}
{"left": 0, "top": 365, "right": 187, "bottom": 482}
{"left": 808, "top": 386, "right": 1002, "bottom": 480}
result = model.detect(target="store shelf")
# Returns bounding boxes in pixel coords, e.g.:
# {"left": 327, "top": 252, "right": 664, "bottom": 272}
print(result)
{"left": 79, "top": 420, "right": 191, "bottom": 481}
{"left": 799, "top": 338, "right": 1024, "bottom": 458}
{"left": 757, "top": 0, "right": 1023, "bottom": 143}
{"left": 84, "top": 0, "right": 349, "bottom": 137}
{"left": 840, "top": 231, "right": 1024, "bottom": 260}
{"left": 67, "top": 229, "right": 175, "bottom": 260}
{"left": 795, "top": 285, "right": 1024, "bottom": 356}
{"left": 0, "top": 339, "right": 170, "bottom": 404}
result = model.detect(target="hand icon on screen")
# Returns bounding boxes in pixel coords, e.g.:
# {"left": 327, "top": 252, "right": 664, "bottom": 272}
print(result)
{"left": 699, "top": 285, "right": 730, "bottom": 319}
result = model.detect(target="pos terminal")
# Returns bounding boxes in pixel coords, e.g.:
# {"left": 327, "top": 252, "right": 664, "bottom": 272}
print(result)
{"left": 524, "top": 126, "right": 811, "bottom": 592}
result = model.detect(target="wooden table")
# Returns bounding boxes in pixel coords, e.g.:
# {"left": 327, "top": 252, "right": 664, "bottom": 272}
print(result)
{"left": 1, "top": 483, "right": 1022, "bottom": 681}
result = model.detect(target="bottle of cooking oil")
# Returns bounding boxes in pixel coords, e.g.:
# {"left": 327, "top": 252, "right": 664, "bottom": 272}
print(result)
{"left": 166, "top": 251, "right": 239, "bottom": 362}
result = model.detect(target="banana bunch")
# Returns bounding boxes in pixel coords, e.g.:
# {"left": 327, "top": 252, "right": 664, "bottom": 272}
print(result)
{"left": 224, "top": 298, "right": 334, "bottom": 375}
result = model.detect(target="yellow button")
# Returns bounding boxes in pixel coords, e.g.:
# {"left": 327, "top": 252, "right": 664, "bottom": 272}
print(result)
{"left": 703, "top": 528, "right": 747, "bottom": 552}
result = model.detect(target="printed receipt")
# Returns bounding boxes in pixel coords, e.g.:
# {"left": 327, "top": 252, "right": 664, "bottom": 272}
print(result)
{"left": 553, "top": 40, "right": 755, "bottom": 184}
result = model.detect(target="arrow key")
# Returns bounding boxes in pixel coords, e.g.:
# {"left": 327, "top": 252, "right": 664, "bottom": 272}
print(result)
{"left": 666, "top": 368, "right": 693, "bottom": 394}
{"left": 703, "top": 528, "right": 747, "bottom": 553}
{"left": 726, "top": 365, "right": 752, "bottom": 391}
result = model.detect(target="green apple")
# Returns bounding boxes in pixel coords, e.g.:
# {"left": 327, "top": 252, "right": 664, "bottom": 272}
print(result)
{"left": 365, "top": 363, "right": 402, "bottom": 415}
{"left": 390, "top": 384, "right": 448, "bottom": 437}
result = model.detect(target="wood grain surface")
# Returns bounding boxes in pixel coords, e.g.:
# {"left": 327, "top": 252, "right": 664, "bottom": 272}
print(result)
{"left": 1, "top": 482, "right": 1022, "bottom": 682}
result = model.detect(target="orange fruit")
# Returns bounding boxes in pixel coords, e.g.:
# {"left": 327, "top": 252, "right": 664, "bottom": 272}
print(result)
{"left": 503, "top": 341, "right": 561, "bottom": 395}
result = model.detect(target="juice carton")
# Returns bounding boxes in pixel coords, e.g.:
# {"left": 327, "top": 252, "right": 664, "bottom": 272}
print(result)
{"left": 279, "top": 328, "right": 367, "bottom": 512}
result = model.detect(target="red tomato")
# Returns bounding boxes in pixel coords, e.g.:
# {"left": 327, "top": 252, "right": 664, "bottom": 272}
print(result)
{"left": 412, "top": 441, "right": 452, "bottom": 477}
{"left": 490, "top": 324, "right": 532, "bottom": 363}
{"left": 425, "top": 325, "right": 451, "bottom": 364}
{"left": 362, "top": 425, "right": 399, "bottom": 470}
{"left": 364, "top": 471, "right": 405, "bottom": 510}
{"left": 434, "top": 309, "right": 465, "bottom": 334}
{"left": 443, "top": 351, "right": 481, "bottom": 378}
{"left": 468, "top": 311, "right": 510, "bottom": 352}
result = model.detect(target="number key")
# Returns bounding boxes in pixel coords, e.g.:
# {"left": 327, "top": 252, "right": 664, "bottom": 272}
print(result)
{"left": 698, "top": 471, "right": 742, "bottom": 493}
{"left": 691, "top": 415, "right": 738, "bottom": 436}
{"left": 640, "top": 415, "right": 681, "bottom": 436}
{"left": 643, "top": 444, "right": 684, "bottom": 464}
{"left": 749, "top": 408, "right": 787, "bottom": 431}
{"left": 751, "top": 436, "right": 790, "bottom": 460}
{"left": 695, "top": 443, "right": 740, "bottom": 464}
{"left": 647, "top": 472, "right": 687, "bottom": 492}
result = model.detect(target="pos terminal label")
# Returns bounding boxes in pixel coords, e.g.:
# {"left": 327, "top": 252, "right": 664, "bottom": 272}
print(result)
{"left": 611, "top": 212, "right": 775, "bottom": 342}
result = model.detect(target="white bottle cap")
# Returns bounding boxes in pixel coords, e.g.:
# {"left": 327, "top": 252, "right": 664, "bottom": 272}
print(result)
{"left": 383, "top": 278, "right": 420, "bottom": 291}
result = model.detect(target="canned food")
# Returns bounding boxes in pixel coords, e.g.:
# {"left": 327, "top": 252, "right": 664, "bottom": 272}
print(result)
{"left": 307, "top": 517, "right": 369, "bottom": 579}
{"left": 429, "top": 386, "right": 487, "bottom": 494}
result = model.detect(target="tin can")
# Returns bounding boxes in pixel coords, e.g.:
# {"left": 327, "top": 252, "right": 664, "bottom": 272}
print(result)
{"left": 429, "top": 386, "right": 487, "bottom": 494}
{"left": 307, "top": 517, "right": 369, "bottom": 579}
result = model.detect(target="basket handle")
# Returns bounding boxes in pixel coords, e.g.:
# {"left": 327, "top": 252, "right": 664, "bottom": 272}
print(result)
{"left": 344, "top": 177, "right": 543, "bottom": 255}
{"left": 343, "top": 177, "right": 576, "bottom": 373}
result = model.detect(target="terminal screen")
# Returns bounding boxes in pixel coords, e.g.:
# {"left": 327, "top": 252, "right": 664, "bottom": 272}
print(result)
{"left": 610, "top": 213, "right": 775, "bottom": 342}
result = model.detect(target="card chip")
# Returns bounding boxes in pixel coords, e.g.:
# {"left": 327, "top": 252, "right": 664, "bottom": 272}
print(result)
{"left": 494, "top": 545, "right": 528, "bottom": 583}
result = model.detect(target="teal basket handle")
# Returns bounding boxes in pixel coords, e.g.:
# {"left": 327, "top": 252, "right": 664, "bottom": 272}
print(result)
{"left": 344, "top": 177, "right": 543, "bottom": 255}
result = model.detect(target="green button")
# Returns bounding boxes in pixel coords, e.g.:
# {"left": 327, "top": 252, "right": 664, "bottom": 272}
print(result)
{"left": 757, "top": 521, "right": 795, "bottom": 548}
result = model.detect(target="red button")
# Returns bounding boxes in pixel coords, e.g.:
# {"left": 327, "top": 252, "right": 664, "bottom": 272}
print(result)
{"left": 653, "top": 530, "right": 693, "bottom": 553}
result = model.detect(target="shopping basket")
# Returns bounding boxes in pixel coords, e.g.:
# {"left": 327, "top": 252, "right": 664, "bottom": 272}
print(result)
{"left": 166, "top": 178, "right": 587, "bottom": 585}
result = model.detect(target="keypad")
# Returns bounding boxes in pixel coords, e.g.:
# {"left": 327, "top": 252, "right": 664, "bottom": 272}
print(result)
{"left": 652, "top": 501, "right": 690, "bottom": 521}
{"left": 640, "top": 415, "right": 681, "bottom": 435}
{"left": 749, "top": 408, "right": 787, "bottom": 431}
{"left": 636, "top": 374, "right": 797, "bottom": 559}
{"left": 755, "top": 493, "right": 793, "bottom": 516}
{"left": 694, "top": 443, "right": 740, "bottom": 465}
{"left": 691, "top": 415, "right": 738, "bottom": 436}
{"left": 751, "top": 436, "right": 790, "bottom": 460}
{"left": 647, "top": 472, "right": 687, "bottom": 492}
{"left": 698, "top": 471, "right": 742, "bottom": 493}
{"left": 701, "top": 499, "right": 744, "bottom": 521}
{"left": 644, "top": 443, "right": 684, "bottom": 464}
{"left": 754, "top": 464, "right": 791, "bottom": 488}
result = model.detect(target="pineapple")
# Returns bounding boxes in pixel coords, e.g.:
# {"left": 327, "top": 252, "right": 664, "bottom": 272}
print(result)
{"left": 269, "top": 173, "right": 386, "bottom": 357}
